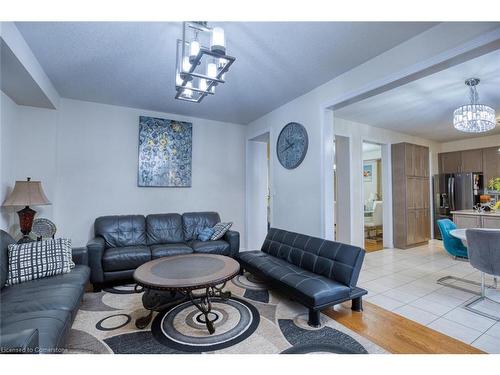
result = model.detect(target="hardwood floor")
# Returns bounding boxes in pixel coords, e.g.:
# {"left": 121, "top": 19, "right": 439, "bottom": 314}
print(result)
{"left": 364, "top": 239, "right": 383, "bottom": 252}
{"left": 324, "top": 301, "right": 484, "bottom": 354}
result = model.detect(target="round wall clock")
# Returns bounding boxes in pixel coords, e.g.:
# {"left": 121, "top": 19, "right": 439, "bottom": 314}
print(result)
{"left": 276, "top": 122, "right": 308, "bottom": 169}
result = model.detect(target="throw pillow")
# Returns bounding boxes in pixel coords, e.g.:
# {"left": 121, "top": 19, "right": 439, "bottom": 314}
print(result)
{"left": 6, "top": 238, "right": 73, "bottom": 286}
{"left": 198, "top": 227, "right": 215, "bottom": 242}
{"left": 210, "top": 222, "right": 233, "bottom": 241}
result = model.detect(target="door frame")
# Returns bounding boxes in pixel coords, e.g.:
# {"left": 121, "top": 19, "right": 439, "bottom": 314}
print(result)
{"left": 245, "top": 128, "right": 272, "bottom": 251}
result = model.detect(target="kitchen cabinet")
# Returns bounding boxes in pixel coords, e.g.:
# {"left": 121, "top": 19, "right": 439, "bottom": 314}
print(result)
{"left": 482, "top": 147, "right": 500, "bottom": 186}
{"left": 439, "top": 151, "right": 462, "bottom": 174}
{"left": 392, "top": 143, "right": 431, "bottom": 249}
{"left": 461, "top": 149, "right": 483, "bottom": 173}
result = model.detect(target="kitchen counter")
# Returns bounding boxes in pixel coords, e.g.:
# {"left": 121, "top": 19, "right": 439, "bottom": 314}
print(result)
{"left": 452, "top": 210, "right": 500, "bottom": 229}
{"left": 451, "top": 210, "right": 500, "bottom": 217}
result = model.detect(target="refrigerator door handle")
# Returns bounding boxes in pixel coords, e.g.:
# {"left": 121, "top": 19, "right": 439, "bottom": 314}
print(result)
{"left": 450, "top": 177, "right": 455, "bottom": 210}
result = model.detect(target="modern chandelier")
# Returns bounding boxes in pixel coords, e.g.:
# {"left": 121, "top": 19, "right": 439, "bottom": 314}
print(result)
{"left": 175, "top": 22, "right": 236, "bottom": 103}
{"left": 453, "top": 78, "right": 496, "bottom": 133}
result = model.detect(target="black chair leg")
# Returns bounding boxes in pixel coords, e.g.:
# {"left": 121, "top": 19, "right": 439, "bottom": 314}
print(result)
{"left": 308, "top": 309, "right": 321, "bottom": 327}
{"left": 351, "top": 296, "right": 363, "bottom": 312}
{"left": 239, "top": 267, "right": 244, "bottom": 275}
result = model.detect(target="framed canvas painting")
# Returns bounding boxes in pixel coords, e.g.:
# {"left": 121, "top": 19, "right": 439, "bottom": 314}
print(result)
{"left": 138, "top": 116, "right": 192, "bottom": 187}
{"left": 363, "top": 164, "right": 373, "bottom": 182}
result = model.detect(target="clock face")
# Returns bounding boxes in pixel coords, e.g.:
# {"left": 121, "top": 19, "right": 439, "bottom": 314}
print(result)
{"left": 277, "top": 122, "right": 308, "bottom": 169}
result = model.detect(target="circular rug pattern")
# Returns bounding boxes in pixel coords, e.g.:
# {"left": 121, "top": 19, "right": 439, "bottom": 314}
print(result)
{"left": 103, "top": 284, "right": 137, "bottom": 294}
{"left": 232, "top": 273, "right": 268, "bottom": 291}
{"left": 151, "top": 297, "right": 260, "bottom": 352}
{"left": 96, "top": 313, "right": 132, "bottom": 331}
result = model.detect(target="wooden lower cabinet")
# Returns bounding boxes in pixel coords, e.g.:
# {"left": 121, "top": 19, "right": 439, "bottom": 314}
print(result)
{"left": 453, "top": 214, "right": 482, "bottom": 229}
{"left": 406, "top": 209, "right": 430, "bottom": 247}
{"left": 482, "top": 216, "right": 500, "bottom": 229}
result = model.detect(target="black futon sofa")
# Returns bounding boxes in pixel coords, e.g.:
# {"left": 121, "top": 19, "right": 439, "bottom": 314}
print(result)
{"left": 238, "top": 228, "right": 367, "bottom": 327}
{"left": 87, "top": 211, "right": 239, "bottom": 291}
{"left": 0, "top": 230, "right": 90, "bottom": 353}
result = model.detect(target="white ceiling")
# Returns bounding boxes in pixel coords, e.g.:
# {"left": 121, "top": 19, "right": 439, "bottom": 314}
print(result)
{"left": 335, "top": 48, "right": 500, "bottom": 142}
{"left": 15, "top": 22, "right": 439, "bottom": 124}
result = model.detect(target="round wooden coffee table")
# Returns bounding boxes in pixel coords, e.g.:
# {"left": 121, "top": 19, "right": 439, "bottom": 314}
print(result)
{"left": 133, "top": 253, "right": 240, "bottom": 334}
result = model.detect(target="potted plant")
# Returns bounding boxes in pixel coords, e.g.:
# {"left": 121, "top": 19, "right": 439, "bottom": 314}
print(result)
{"left": 487, "top": 177, "right": 500, "bottom": 192}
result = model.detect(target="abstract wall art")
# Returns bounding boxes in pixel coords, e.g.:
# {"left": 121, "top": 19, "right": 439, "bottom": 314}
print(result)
{"left": 138, "top": 116, "right": 192, "bottom": 187}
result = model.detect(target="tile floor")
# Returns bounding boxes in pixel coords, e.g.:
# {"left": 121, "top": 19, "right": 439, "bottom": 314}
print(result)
{"left": 358, "top": 240, "right": 500, "bottom": 353}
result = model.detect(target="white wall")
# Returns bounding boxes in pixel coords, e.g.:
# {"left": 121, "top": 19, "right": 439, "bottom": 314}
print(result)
{"left": 0, "top": 98, "right": 246, "bottom": 247}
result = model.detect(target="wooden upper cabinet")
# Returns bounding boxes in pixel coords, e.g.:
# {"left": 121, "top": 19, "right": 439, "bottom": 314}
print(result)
{"left": 461, "top": 149, "right": 483, "bottom": 172}
{"left": 405, "top": 144, "right": 429, "bottom": 177}
{"left": 439, "top": 151, "right": 461, "bottom": 173}
{"left": 482, "top": 147, "right": 500, "bottom": 185}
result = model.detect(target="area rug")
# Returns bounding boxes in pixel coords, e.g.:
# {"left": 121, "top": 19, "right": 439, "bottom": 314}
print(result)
{"left": 66, "top": 273, "right": 386, "bottom": 354}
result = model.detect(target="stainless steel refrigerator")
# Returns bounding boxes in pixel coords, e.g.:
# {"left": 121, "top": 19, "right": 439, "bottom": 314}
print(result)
{"left": 433, "top": 172, "right": 483, "bottom": 239}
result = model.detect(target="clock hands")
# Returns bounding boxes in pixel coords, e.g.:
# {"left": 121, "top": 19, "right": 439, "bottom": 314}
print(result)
{"left": 281, "top": 142, "right": 295, "bottom": 153}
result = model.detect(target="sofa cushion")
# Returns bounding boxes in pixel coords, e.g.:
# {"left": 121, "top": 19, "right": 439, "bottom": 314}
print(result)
{"left": 146, "top": 214, "right": 184, "bottom": 245}
{"left": 6, "top": 239, "right": 73, "bottom": 286}
{"left": 261, "top": 228, "right": 365, "bottom": 287}
{"left": 150, "top": 243, "right": 193, "bottom": 259}
{"left": 1, "top": 265, "right": 89, "bottom": 295}
{"left": 189, "top": 240, "right": 230, "bottom": 255}
{"left": 239, "top": 251, "right": 350, "bottom": 307}
{"left": 1, "top": 230, "right": 16, "bottom": 289}
{"left": 211, "top": 222, "right": 233, "bottom": 240}
{"left": 102, "top": 246, "right": 151, "bottom": 272}
{"left": 95, "top": 215, "right": 147, "bottom": 248}
{"left": 182, "top": 212, "right": 220, "bottom": 241}
{"left": 0, "top": 285, "right": 83, "bottom": 318}
{"left": 1, "top": 309, "right": 71, "bottom": 354}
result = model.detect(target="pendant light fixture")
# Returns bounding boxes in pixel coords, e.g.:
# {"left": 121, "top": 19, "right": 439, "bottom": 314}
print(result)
{"left": 453, "top": 78, "right": 496, "bottom": 133}
{"left": 175, "top": 22, "right": 235, "bottom": 103}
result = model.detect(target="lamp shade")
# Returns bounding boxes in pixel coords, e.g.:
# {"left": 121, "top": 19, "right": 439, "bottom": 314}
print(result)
{"left": 2, "top": 179, "right": 51, "bottom": 207}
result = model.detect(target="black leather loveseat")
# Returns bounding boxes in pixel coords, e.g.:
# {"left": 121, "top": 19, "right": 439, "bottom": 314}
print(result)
{"left": 87, "top": 211, "right": 239, "bottom": 291}
{"left": 0, "top": 230, "right": 90, "bottom": 354}
{"left": 238, "top": 228, "right": 367, "bottom": 327}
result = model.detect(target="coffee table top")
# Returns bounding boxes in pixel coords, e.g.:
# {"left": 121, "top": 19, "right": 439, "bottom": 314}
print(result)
{"left": 133, "top": 254, "right": 240, "bottom": 291}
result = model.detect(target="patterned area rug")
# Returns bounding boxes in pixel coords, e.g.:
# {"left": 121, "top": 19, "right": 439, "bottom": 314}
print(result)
{"left": 66, "top": 273, "right": 386, "bottom": 354}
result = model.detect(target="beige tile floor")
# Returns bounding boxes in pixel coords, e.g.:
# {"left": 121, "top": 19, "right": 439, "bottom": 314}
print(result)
{"left": 359, "top": 240, "right": 500, "bottom": 353}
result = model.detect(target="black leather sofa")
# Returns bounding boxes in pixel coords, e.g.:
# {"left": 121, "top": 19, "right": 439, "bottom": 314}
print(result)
{"left": 87, "top": 212, "right": 239, "bottom": 291}
{"left": 0, "top": 230, "right": 90, "bottom": 354}
{"left": 238, "top": 228, "right": 367, "bottom": 327}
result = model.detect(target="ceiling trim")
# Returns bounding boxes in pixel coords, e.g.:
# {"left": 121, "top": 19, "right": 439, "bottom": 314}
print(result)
{"left": 328, "top": 26, "right": 500, "bottom": 111}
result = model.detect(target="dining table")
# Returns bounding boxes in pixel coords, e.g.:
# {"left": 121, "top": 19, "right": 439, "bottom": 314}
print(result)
{"left": 449, "top": 228, "right": 500, "bottom": 246}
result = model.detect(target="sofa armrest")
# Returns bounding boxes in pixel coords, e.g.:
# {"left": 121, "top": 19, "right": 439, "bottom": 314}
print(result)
{"left": 224, "top": 230, "right": 240, "bottom": 257}
{"left": 0, "top": 329, "right": 39, "bottom": 354}
{"left": 86, "top": 237, "right": 106, "bottom": 284}
{"left": 71, "top": 247, "right": 88, "bottom": 266}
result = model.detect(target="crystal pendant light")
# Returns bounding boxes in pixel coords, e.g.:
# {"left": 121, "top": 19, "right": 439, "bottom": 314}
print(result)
{"left": 453, "top": 78, "right": 496, "bottom": 133}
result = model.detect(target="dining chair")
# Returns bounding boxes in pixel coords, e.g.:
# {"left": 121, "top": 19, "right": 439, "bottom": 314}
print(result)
{"left": 437, "top": 219, "right": 468, "bottom": 259}
{"left": 364, "top": 200, "right": 382, "bottom": 239}
{"left": 464, "top": 229, "right": 500, "bottom": 320}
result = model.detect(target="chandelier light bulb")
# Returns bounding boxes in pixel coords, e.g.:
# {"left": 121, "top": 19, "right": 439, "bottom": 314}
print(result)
{"left": 199, "top": 78, "right": 207, "bottom": 92}
{"left": 189, "top": 40, "right": 200, "bottom": 63}
{"left": 182, "top": 56, "right": 191, "bottom": 73}
{"left": 183, "top": 82, "right": 193, "bottom": 98}
{"left": 207, "top": 61, "right": 217, "bottom": 79}
{"left": 210, "top": 27, "right": 226, "bottom": 55}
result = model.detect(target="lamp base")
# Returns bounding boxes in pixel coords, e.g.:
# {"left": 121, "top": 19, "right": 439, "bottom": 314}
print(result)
{"left": 17, "top": 235, "right": 34, "bottom": 244}
{"left": 17, "top": 205, "right": 36, "bottom": 239}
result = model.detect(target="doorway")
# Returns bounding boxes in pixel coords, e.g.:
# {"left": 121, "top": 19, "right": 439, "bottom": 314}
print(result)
{"left": 362, "top": 142, "right": 383, "bottom": 252}
{"left": 246, "top": 132, "right": 271, "bottom": 250}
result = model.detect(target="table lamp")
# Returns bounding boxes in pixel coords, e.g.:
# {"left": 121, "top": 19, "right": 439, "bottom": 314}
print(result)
{"left": 2, "top": 177, "right": 51, "bottom": 243}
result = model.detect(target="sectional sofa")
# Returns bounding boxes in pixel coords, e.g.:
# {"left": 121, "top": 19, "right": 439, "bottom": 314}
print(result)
{"left": 0, "top": 230, "right": 90, "bottom": 354}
